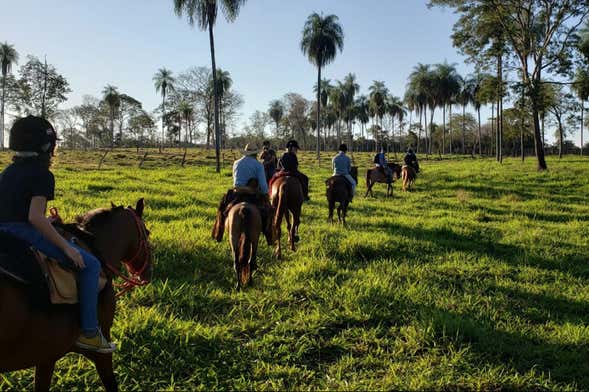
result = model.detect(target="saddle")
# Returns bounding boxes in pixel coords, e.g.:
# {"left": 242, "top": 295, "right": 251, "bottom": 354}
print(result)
{"left": 0, "top": 232, "right": 106, "bottom": 305}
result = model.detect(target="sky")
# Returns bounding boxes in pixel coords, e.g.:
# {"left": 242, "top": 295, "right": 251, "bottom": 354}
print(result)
{"left": 1, "top": 0, "right": 583, "bottom": 145}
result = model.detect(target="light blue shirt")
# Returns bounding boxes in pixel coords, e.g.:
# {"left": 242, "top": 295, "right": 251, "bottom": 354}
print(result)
{"left": 233, "top": 155, "right": 268, "bottom": 193}
{"left": 332, "top": 151, "right": 352, "bottom": 176}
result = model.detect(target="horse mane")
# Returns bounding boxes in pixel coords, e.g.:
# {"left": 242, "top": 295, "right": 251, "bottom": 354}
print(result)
{"left": 75, "top": 205, "right": 124, "bottom": 229}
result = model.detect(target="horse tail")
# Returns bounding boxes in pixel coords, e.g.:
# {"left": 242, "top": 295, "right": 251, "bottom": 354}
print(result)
{"left": 365, "top": 169, "right": 371, "bottom": 188}
{"left": 238, "top": 208, "right": 253, "bottom": 286}
{"left": 274, "top": 185, "right": 287, "bottom": 230}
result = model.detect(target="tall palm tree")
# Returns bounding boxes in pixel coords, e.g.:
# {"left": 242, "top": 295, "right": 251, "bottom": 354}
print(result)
{"left": 177, "top": 101, "right": 194, "bottom": 144}
{"left": 102, "top": 85, "right": 120, "bottom": 147}
{"left": 572, "top": 68, "right": 589, "bottom": 156}
{"left": 0, "top": 42, "right": 19, "bottom": 149}
{"left": 458, "top": 77, "right": 475, "bottom": 154}
{"left": 408, "top": 64, "right": 431, "bottom": 154}
{"left": 386, "top": 95, "right": 404, "bottom": 155}
{"left": 174, "top": 0, "right": 247, "bottom": 173}
{"left": 434, "top": 61, "right": 460, "bottom": 154}
{"left": 342, "top": 73, "right": 359, "bottom": 147}
{"left": 355, "top": 95, "right": 369, "bottom": 140}
{"left": 268, "top": 100, "right": 284, "bottom": 138}
{"left": 368, "top": 81, "right": 388, "bottom": 149}
{"left": 300, "top": 12, "right": 344, "bottom": 159}
{"left": 330, "top": 82, "right": 347, "bottom": 144}
{"left": 214, "top": 68, "right": 232, "bottom": 148}
{"left": 153, "top": 67, "right": 175, "bottom": 151}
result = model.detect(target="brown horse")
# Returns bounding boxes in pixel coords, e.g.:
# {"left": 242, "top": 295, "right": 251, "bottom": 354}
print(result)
{"left": 326, "top": 167, "right": 358, "bottom": 226}
{"left": 271, "top": 176, "right": 303, "bottom": 259}
{"left": 0, "top": 199, "right": 153, "bottom": 392}
{"left": 402, "top": 165, "right": 417, "bottom": 191}
{"left": 226, "top": 202, "right": 261, "bottom": 289}
{"left": 365, "top": 163, "right": 402, "bottom": 197}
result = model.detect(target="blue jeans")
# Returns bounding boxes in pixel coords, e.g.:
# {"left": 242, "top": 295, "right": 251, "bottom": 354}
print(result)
{"left": 0, "top": 222, "right": 101, "bottom": 334}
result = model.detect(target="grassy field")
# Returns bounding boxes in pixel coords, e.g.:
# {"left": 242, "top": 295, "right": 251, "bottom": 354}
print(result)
{"left": 1, "top": 149, "right": 588, "bottom": 390}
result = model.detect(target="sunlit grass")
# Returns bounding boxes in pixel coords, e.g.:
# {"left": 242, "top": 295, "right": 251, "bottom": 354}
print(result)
{"left": 1, "top": 149, "right": 588, "bottom": 390}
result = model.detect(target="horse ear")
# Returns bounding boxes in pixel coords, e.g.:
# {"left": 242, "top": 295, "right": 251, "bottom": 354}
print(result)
{"left": 135, "top": 198, "right": 145, "bottom": 218}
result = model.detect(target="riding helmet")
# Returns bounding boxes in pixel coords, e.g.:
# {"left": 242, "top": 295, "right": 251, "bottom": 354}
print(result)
{"left": 338, "top": 143, "right": 348, "bottom": 152}
{"left": 9, "top": 115, "right": 58, "bottom": 155}
{"left": 286, "top": 140, "right": 300, "bottom": 150}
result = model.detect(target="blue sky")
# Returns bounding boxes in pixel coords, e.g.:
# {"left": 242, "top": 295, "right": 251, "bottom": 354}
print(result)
{"left": 1, "top": 0, "right": 581, "bottom": 144}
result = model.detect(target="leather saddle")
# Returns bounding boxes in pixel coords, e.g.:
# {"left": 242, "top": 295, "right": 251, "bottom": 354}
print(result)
{"left": 0, "top": 232, "right": 106, "bottom": 305}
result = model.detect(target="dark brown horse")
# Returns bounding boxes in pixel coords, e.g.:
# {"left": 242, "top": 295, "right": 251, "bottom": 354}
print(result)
{"left": 226, "top": 202, "right": 261, "bottom": 289}
{"left": 365, "top": 163, "right": 402, "bottom": 197}
{"left": 326, "top": 167, "right": 358, "bottom": 226}
{"left": 0, "top": 199, "right": 153, "bottom": 392}
{"left": 270, "top": 176, "right": 303, "bottom": 259}
{"left": 401, "top": 165, "right": 417, "bottom": 191}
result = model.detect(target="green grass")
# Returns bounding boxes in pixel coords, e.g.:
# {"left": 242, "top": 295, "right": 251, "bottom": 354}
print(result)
{"left": 1, "top": 149, "right": 588, "bottom": 390}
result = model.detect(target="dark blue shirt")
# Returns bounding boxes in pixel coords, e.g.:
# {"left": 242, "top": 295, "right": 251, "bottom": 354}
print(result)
{"left": 277, "top": 152, "right": 299, "bottom": 172}
{"left": 0, "top": 158, "right": 55, "bottom": 223}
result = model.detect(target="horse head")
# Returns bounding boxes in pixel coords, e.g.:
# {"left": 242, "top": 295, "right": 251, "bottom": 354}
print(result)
{"left": 75, "top": 198, "right": 153, "bottom": 291}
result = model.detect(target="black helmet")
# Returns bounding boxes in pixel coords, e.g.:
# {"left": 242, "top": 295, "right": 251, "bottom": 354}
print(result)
{"left": 9, "top": 116, "right": 58, "bottom": 154}
{"left": 262, "top": 140, "right": 270, "bottom": 147}
{"left": 338, "top": 143, "right": 348, "bottom": 152}
{"left": 407, "top": 148, "right": 414, "bottom": 154}
{"left": 286, "top": 140, "right": 300, "bottom": 149}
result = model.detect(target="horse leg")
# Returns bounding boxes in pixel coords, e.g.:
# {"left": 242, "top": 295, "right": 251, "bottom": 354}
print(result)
{"left": 249, "top": 241, "right": 258, "bottom": 285}
{"left": 337, "top": 204, "right": 343, "bottom": 224}
{"left": 328, "top": 200, "right": 335, "bottom": 224}
{"left": 290, "top": 209, "right": 301, "bottom": 252}
{"left": 274, "top": 214, "right": 282, "bottom": 259}
{"left": 84, "top": 353, "right": 118, "bottom": 392}
{"left": 34, "top": 361, "right": 56, "bottom": 392}
{"left": 342, "top": 201, "right": 348, "bottom": 228}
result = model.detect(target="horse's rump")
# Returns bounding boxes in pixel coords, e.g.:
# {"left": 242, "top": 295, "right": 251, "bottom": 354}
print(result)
{"left": 326, "top": 175, "right": 352, "bottom": 202}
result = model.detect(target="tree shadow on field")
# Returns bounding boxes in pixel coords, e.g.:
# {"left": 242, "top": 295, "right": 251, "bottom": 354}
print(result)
{"left": 418, "top": 300, "right": 589, "bottom": 388}
{"left": 363, "top": 221, "right": 588, "bottom": 279}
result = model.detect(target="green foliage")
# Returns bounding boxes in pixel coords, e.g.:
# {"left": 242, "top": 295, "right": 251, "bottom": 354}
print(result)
{"left": 1, "top": 149, "right": 588, "bottom": 390}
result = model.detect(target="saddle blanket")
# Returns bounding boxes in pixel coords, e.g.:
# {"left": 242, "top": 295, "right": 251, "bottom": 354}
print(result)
{"left": 0, "top": 232, "right": 106, "bottom": 305}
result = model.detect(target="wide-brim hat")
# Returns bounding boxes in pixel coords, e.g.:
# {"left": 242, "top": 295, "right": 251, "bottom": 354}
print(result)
{"left": 243, "top": 144, "right": 259, "bottom": 155}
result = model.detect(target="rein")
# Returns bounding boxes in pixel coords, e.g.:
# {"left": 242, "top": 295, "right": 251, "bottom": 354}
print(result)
{"left": 52, "top": 207, "right": 151, "bottom": 297}
{"left": 104, "top": 208, "right": 151, "bottom": 297}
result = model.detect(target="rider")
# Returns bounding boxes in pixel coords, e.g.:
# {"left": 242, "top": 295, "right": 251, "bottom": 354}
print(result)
{"left": 332, "top": 144, "right": 356, "bottom": 200}
{"left": 0, "top": 115, "right": 115, "bottom": 353}
{"left": 258, "top": 140, "right": 277, "bottom": 183}
{"left": 271, "top": 140, "right": 310, "bottom": 201}
{"left": 373, "top": 145, "right": 392, "bottom": 184}
{"left": 403, "top": 148, "right": 420, "bottom": 173}
{"left": 213, "top": 144, "right": 273, "bottom": 244}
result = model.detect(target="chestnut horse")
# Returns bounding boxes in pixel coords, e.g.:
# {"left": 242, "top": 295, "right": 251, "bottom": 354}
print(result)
{"left": 402, "top": 165, "right": 417, "bottom": 191}
{"left": 0, "top": 199, "right": 153, "bottom": 392}
{"left": 365, "top": 163, "right": 402, "bottom": 197}
{"left": 226, "top": 202, "right": 261, "bottom": 289}
{"left": 326, "top": 167, "right": 358, "bottom": 226}
{"left": 271, "top": 176, "right": 303, "bottom": 259}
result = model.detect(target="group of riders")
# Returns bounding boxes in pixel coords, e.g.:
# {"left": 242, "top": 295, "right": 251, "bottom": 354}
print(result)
{"left": 0, "top": 115, "right": 421, "bottom": 358}
{"left": 214, "top": 138, "right": 420, "bottom": 244}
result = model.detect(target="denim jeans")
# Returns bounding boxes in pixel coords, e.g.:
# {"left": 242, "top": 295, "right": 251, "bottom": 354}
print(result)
{"left": 0, "top": 222, "right": 101, "bottom": 334}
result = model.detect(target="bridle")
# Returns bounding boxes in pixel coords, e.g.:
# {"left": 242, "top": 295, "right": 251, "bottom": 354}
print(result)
{"left": 104, "top": 208, "right": 152, "bottom": 296}
{"left": 50, "top": 207, "right": 152, "bottom": 297}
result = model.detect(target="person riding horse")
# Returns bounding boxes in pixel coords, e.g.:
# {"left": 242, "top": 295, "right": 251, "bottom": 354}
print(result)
{"left": 258, "top": 140, "right": 277, "bottom": 184}
{"left": 269, "top": 140, "right": 310, "bottom": 201}
{"left": 213, "top": 144, "right": 273, "bottom": 244}
{"left": 403, "top": 148, "right": 420, "bottom": 173}
{"left": 373, "top": 146, "right": 392, "bottom": 184}
{"left": 0, "top": 115, "right": 115, "bottom": 353}
{"left": 332, "top": 144, "right": 356, "bottom": 202}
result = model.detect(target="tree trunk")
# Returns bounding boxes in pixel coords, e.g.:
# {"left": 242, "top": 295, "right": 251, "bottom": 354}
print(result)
{"left": 581, "top": 99, "right": 584, "bottom": 156}
{"left": 532, "top": 105, "right": 548, "bottom": 169}
{"left": 449, "top": 104, "right": 453, "bottom": 154}
{"left": 477, "top": 107, "right": 482, "bottom": 156}
{"left": 429, "top": 106, "right": 434, "bottom": 155}
{"left": 0, "top": 74, "right": 5, "bottom": 149}
{"left": 209, "top": 22, "right": 221, "bottom": 173}
{"left": 417, "top": 109, "right": 422, "bottom": 154}
{"left": 442, "top": 104, "right": 446, "bottom": 154}
{"left": 462, "top": 104, "right": 466, "bottom": 154}
{"left": 160, "top": 89, "right": 166, "bottom": 152}
{"left": 316, "top": 64, "right": 321, "bottom": 161}
{"left": 558, "top": 116, "right": 564, "bottom": 159}
{"left": 424, "top": 106, "right": 428, "bottom": 156}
